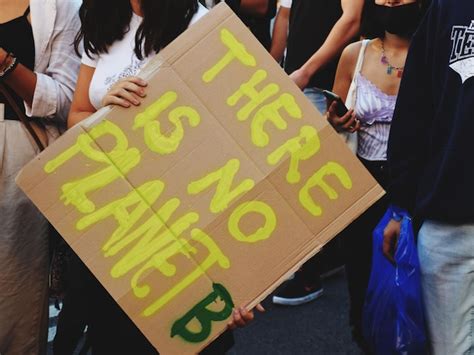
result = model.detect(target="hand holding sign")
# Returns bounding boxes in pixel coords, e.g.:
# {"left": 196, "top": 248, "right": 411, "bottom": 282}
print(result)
{"left": 16, "top": 4, "right": 383, "bottom": 354}
{"left": 227, "top": 303, "right": 265, "bottom": 330}
{"left": 102, "top": 76, "right": 148, "bottom": 108}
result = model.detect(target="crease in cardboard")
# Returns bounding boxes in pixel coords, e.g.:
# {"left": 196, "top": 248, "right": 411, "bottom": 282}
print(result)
{"left": 15, "top": 4, "right": 385, "bottom": 353}
{"left": 169, "top": 24, "right": 345, "bottom": 194}
{"left": 200, "top": 169, "right": 383, "bottom": 313}
{"left": 257, "top": 185, "right": 385, "bottom": 306}
{"left": 15, "top": 126, "right": 85, "bottom": 194}
{"left": 13, "top": 8, "right": 293, "bottom": 325}
{"left": 16, "top": 126, "right": 121, "bottom": 255}
{"left": 116, "top": 13, "right": 386, "bottom": 344}
{"left": 71, "top": 117, "right": 232, "bottom": 325}
{"left": 167, "top": 37, "right": 382, "bottom": 247}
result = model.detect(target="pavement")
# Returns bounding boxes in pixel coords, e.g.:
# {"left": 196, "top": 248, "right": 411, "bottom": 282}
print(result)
{"left": 48, "top": 268, "right": 361, "bottom": 354}
{"left": 229, "top": 269, "right": 360, "bottom": 354}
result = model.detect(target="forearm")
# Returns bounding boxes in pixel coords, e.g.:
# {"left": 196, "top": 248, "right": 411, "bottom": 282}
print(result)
{"left": 300, "top": 15, "right": 360, "bottom": 78}
{"left": 68, "top": 111, "right": 95, "bottom": 129}
{"left": 3, "top": 61, "right": 37, "bottom": 107}
{"left": 270, "top": 9, "right": 289, "bottom": 62}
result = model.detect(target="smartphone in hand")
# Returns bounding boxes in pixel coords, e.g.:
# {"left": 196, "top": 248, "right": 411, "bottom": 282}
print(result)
{"left": 322, "top": 90, "right": 349, "bottom": 117}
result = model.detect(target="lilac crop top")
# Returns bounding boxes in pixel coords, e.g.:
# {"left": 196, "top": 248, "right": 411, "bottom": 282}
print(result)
{"left": 354, "top": 73, "right": 398, "bottom": 161}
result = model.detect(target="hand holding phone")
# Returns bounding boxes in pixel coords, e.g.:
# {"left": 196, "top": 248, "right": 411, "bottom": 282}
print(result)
{"left": 322, "top": 90, "right": 360, "bottom": 133}
{"left": 322, "top": 90, "right": 348, "bottom": 117}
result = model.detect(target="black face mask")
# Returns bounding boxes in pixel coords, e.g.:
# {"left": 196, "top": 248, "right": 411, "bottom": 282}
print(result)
{"left": 375, "top": 3, "right": 421, "bottom": 37}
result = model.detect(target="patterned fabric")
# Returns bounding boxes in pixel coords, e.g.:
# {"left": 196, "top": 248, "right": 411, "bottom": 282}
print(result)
{"left": 354, "top": 73, "right": 397, "bottom": 161}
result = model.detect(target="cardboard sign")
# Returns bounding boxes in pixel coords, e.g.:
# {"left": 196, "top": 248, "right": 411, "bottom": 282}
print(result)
{"left": 17, "top": 4, "right": 384, "bottom": 354}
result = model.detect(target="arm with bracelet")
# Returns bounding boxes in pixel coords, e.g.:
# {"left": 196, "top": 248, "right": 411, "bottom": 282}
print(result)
{"left": 0, "top": 46, "right": 37, "bottom": 108}
{"left": 0, "top": 51, "right": 19, "bottom": 79}
{"left": 0, "top": 1, "right": 81, "bottom": 354}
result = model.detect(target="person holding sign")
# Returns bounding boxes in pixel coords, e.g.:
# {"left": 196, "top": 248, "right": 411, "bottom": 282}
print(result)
{"left": 326, "top": 0, "right": 426, "bottom": 350}
{"left": 58, "top": 1, "right": 261, "bottom": 354}
{"left": 0, "top": 0, "right": 81, "bottom": 354}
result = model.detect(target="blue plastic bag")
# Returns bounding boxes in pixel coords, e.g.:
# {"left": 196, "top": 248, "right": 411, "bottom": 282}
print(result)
{"left": 362, "top": 207, "right": 427, "bottom": 354}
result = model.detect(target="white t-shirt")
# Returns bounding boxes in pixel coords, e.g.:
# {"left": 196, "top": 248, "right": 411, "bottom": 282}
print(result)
{"left": 82, "top": 4, "right": 208, "bottom": 110}
{"left": 280, "top": 0, "right": 292, "bottom": 9}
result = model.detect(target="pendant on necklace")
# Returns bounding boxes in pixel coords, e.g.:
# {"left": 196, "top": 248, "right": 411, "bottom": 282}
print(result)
{"left": 381, "top": 46, "right": 404, "bottom": 78}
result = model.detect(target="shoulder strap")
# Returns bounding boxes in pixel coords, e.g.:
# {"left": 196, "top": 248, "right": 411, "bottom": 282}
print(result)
{"left": 0, "top": 83, "right": 45, "bottom": 151}
{"left": 23, "top": 6, "right": 30, "bottom": 17}
{"left": 354, "top": 39, "right": 370, "bottom": 75}
{"left": 346, "top": 40, "right": 371, "bottom": 111}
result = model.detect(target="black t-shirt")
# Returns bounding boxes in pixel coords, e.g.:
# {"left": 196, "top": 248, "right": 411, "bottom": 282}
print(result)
{"left": 203, "top": 0, "right": 277, "bottom": 50}
{"left": 58, "top": 254, "right": 235, "bottom": 355}
{"left": 285, "top": 0, "right": 343, "bottom": 90}
{"left": 239, "top": 0, "right": 277, "bottom": 50}
{"left": 0, "top": 7, "right": 35, "bottom": 120}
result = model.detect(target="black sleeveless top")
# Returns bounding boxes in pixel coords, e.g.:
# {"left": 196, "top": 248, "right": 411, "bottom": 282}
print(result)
{"left": 285, "top": 0, "right": 343, "bottom": 90}
{"left": 203, "top": 0, "right": 277, "bottom": 50}
{"left": 0, "top": 7, "right": 35, "bottom": 120}
{"left": 240, "top": 0, "right": 277, "bottom": 50}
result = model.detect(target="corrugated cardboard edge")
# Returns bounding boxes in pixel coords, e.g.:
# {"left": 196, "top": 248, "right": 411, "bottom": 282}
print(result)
{"left": 15, "top": 3, "right": 386, "bottom": 354}
{"left": 249, "top": 184, "right": 384, "bottom": 309}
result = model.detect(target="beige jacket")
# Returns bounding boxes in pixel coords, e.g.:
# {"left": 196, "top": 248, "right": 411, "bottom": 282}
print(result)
{"left": 26, "top": 0, "right": 82, "bottom": 125}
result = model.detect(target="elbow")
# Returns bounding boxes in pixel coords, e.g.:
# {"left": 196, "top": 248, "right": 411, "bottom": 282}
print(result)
{"left": 67, "top": 108, "right": 81, "bottom": 129}
{"left": 66, "top": 114, "right": 76, "bottom": 129}
{"left": 270, "top": 49, "right": 281, "bottom": 62}
{"left": 67, "top": 112, "right": 85, "bottom": 129}
{"left": 67, "top": 108, "right": 95, "bottom": 129}
{"left": 270, "top": 51, "right": 283, "bottom": 63}
{"left": 270, "top": 39, "right": 286, "bottom": 62}
{"left": 53, "top": 92, "right": 74, "bottom": 127}
{"left": 341, "top": 15, "right": 362, "bottom": 39}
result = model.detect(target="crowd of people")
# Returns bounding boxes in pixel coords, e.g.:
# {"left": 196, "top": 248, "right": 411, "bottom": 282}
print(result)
{"left": 0, "top": 0, "right": 472, "bottom": 354}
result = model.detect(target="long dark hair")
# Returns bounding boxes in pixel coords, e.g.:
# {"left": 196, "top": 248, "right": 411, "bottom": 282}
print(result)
{"left": 75, "top": 0, "right": 199, "bottom": 60}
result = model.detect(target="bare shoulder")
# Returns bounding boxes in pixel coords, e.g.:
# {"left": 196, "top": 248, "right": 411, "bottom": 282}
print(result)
{"left": 341, "top": 41, "right": 364, "bottom": 66}
{"left": 336, "top": 41, "right": 364, "bottom": 80}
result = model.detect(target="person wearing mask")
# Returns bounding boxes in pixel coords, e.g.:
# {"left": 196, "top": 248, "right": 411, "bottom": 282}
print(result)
{"left": 270, "top": 0, "right": 364, "bottom": 307}
{"left": 383, "top": 0, "right": 473, "bottom": 353}
{"left": 0, "top": 0, "right": 81, "bottom": 353}
{"left": 326, "top": 0, "right": 425, "bottom": 350}
{"left": 55, "top": 1, "right": 261, "bottom": 353}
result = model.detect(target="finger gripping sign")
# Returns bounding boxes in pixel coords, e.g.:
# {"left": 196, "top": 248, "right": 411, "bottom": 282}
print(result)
{"left": 16, "top": 3, "right": 384, "bottom": 354}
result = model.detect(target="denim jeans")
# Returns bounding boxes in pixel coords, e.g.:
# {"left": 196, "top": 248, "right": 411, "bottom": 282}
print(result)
{"left": 304, "top": 87, "right": 327, "bottom": 115}
{"left": 418, "top": 220, "right": 474, "bottom": 355}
